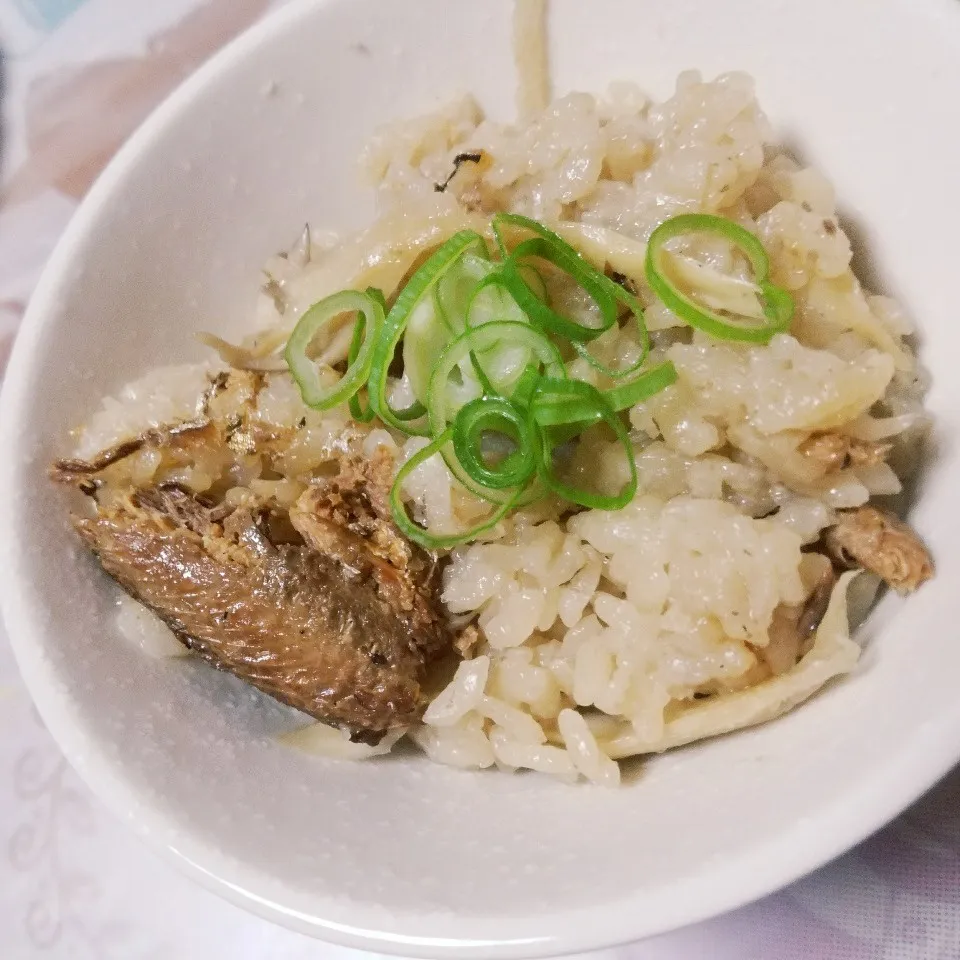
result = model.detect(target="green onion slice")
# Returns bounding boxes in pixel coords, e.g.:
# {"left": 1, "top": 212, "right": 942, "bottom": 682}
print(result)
{"left": 510, "top": 364, "right": 543, "bottom": 410}
{"left": 369, "top": 230, "right": 487, "bottom": 434}
{"left": 499, "top": 235, "right": 617, "bottom": 343}
{"left": 285, "top": 290, "right": 384, "bottom": 410}
{"left": 452, "top": 396, "right": 536, "bottom": 491}
{"left": 571, "top": 279, "right": 652, "bottom": 379}
{"left": 346, "top": 288, "right": 387, "bottom": 422}
{"left": 390, "top": 429, "right": 522, "bottom": 549}
{"left": 403, "top": 297, "right": 460, "bottom": 410}
{"left": 345, "top": 316, "right": 375, "bottom": 422}
{"left": 517, "top": 263, "right": 549, "bottom": 302}
{"left": 494, "top": 212, "right": 623, "bottom": 342}
{"left": 494, "top": 212, "right": 652, "bottom": 373}
{"left": 529, "top": 378, "right": 638, "bottom": 511}
{"left": 429, "top": 322, "right": 566, "bottom": 434}
{"left": 418, "top": 255, "right": 533, "bottom": 411}
{"left": 429, "top": 321, "right": 563, "bottom": 503}
{"left": 435, "top": 251, "right": 489, "bottom": 333}
{"left": 537, "top": 362, "right": 677, "bottom": 445}
{"left": 644, "top": 213, "right": 794, "bottom": 343}
{"left": 462, "top": 269, "right": 535, "bottom": 395}
{"left": 604, "top": 360, "right": 678, "bottom": 413}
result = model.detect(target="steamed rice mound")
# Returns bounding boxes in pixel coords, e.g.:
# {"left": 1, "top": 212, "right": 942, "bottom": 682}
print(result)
{"left": 82, "top": 72, "right": 929, "bottom": 785}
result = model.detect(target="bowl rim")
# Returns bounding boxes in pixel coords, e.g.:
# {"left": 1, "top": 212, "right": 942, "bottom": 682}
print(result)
{"left": 4, "top": 0, "right": 960, "bottom": 955}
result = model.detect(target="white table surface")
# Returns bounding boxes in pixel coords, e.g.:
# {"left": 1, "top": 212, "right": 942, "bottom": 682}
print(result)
{"left": 1, "top": 2, "right": 959, "bottom": 957}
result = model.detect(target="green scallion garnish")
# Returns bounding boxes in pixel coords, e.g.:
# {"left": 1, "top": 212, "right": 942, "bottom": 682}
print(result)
{"left": 529, "top": 377, "right": 638, "bottom": 511}
{"left": 644, "top": 212, "right": 794, "bottom": 343}
{"left": 283, "top": 290, "right": 384, "bottom": 410}
{"left": 282, "top": 211, "right": 787, "bottom": 548}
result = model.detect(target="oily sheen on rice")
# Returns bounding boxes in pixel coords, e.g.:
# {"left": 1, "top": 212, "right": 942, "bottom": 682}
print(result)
{"left": 82, "top": 72, "right": 928, "bottom": 785}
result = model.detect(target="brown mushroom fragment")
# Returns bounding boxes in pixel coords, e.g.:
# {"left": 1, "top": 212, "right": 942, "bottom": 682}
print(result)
{"left": 846, "top": 439, "right": 893, "bottom": 468}
{"left": 799, "top": 432, "right": 892, "bottom": 474}
{"left": 762, "top": 558, "right": 837, "bottom": 675}
{"left": 825, "top": 506, "right": 933, "bottom": 594}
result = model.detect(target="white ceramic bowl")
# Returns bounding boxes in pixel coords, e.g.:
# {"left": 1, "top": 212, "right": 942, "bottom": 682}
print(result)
{"left": 4, "top": 0, "right": 960, "bottom": 956}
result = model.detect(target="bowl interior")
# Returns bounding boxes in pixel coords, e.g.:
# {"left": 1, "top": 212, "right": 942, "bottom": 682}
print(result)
{"left": 4, "top": 0, "right": 960, "bottom": 956}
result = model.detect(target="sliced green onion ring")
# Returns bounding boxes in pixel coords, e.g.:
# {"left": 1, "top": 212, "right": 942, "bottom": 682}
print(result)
{"left": 369, "top": 230, "right": 487, "bottom": 434}
{"left": 390, "top": 429, "right": 522, "bottom": 549}
{"left": 644, "top": 213, "right": 794, "bottom": 343}
{"left": 571, "top": 279, "right": 652, "bottom": 379}
{"left": 462, "top": 269, "right": 533, "bottom": 395}
{"left": 452, "top": 396, "right": 536, "bottom": 490}
{"left": 494, "top": 212, "right": 652, "bottom": 370}
{"left": 500, "top": 235, "right": 617, "bottom": 343}
{"left": 517, "top": 263, "right": 548, "bottom": 302}
{"left": 346, "top": 288, "right": 387, "bottom": 422}
{"left": 510, "top": 364, "right": 543, "bottom": 410}
{"left": 403, "top": 297, "right": 458, "bottom": 410}
{"left": 435, "top": 251, "right": 491, "bottom": 334}
{"left": 346, "top": 316, "right": 375, "bottom": 422}
{"left": 429, "top": 322, "right": 566, "bottom": 434}
{"left": 530, "top": 378, "right": 638, "bottom": 511}
{"left": 537, "top": 362, "right": 677, "bottom": 445}
{"left": 429, "top": 321, "right": 564, "bottom": 503}
{"left": 604, "top": 360, "right": 678, "bottom": 413}
{"left": 431, "top": 252, "right": 534, "bottom": 401}
{"left": 285, "top": 290, "right": 384, "bottom": 409}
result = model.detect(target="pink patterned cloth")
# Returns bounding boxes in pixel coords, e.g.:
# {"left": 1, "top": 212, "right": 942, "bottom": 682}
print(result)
{"left": 1, "top": 2, "right": 958, "bottom": 957}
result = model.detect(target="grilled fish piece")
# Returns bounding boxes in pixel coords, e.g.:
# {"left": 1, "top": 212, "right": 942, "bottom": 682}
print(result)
{"left": 54, "top": 380, "right": 457, "bottom": 740}
{"left": 69, "top": 481, "right": 451, "bottom": 737}
{"left": 290, "top": 450, "right": 444, "bottom": 637}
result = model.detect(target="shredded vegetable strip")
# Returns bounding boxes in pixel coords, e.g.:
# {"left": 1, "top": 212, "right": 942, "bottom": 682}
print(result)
{"left": 513, "top": 0, "right": 550, "bottom": 119}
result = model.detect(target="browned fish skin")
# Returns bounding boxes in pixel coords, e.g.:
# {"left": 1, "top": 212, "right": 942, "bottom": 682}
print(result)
{"left": 290, "top": 449, "right": 449, "bottom": 655}
{"left": 71, "top": 483, "right": 448, "bottom": 735}
{"left": 51, "top": 370, "right": 464, "bottom": 742}
{"left": 825, "top": 506, "right": 933, "bottom": 594}
{"left": 51, "top": 419, "right": 216, "bottom": 480}
{"left": 50, "top": 371, "right": 291, "bottom": 483}
{"left": 53, "top": 371, "right": 460, "bottom": 737}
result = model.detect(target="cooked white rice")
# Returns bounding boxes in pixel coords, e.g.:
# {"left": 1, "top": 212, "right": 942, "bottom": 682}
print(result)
{"left": 85, "top": 68, "right": 928, "bottom": 785}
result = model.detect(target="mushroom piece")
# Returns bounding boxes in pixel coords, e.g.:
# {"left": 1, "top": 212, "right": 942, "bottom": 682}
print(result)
{"left": 825, "top": 506, "right": 933, "bottom": 594}
{"left": 762, "top": 556, "right": 838, "bottom": 675}
{"left": 799, "top": 432, "right": 892, "bottom": 473}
